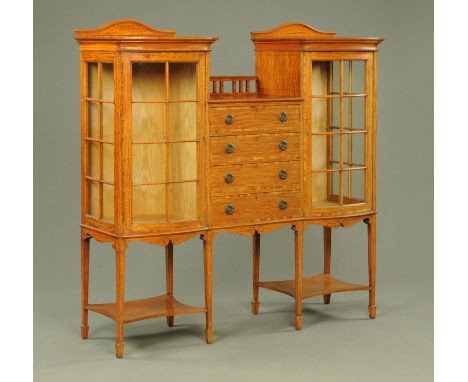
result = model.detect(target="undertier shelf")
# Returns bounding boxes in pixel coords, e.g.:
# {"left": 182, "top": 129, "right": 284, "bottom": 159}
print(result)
{"left": 258, "top": 274, "right": 369, "bottom": 300}
{"left": 86, "top": 295, "right": 206, "bottom": 324}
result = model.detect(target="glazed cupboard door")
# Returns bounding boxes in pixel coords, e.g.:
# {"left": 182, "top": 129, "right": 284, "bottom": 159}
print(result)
{"left": 305, "top": 52, "right": 375, "bottom": 215}
{"left": 124, "top": 53, "right": 207, "bottom": 231}
{"left": 81, "top": 53, "right": 121, "bottom": 231}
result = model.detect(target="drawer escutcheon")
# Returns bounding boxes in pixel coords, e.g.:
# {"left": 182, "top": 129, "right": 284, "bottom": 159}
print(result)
{"left": 279, "top": 200, "right": 288, "bottom": 210}
{"left": 225, "top": 143, "right": 235, "bottom": 154}
{"left": 224, "top": 173, "right": 234, "bottom": 184}
{"left": 225, "top": 204, "right": 235, "bottom": 215}
{"left": 225, "top": 114, "right": 235, "bottom": 125}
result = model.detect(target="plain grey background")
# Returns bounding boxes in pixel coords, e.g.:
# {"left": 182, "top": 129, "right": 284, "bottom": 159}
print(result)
{"left": 34, "top": 0, "right": 433, "bottom": 381}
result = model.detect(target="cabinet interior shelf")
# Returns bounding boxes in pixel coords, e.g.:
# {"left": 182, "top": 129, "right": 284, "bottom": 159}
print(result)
{"left": 258, "top": 274, "right": 369, "bottom": 300}
{"left": 86, "top": 295, "right": 206, "bottom": 324}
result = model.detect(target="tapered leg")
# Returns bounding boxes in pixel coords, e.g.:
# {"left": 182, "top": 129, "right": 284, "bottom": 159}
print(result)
{"left": 323, "top": 227, "right": 332, "bottom": 304}
{"left": 114, "top": 239, "right": 126, "bottom": 358}
{"left": 165, "top": 242, "right": 174, "bottom": 327}
{"left": 366, "top": 216, "right": 377, "bottom": 319}
{"left": 81, "top": 234, "right": 90, "bottom": 339}
{"left": 203, "top": 232, "right": 214, "bottom": 344}
{"left": 251, "top": 232, "right": 261, "bottom": 314}
{"left": 293, "top": 224, "right": 304, "bottom": 330}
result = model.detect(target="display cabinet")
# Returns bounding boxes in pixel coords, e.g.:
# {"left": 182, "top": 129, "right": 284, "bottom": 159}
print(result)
{"left": 76, "top": 20, "right": 217, "bottom": 358}
{"left": 250, "top": 23, "right": 382, "bottom": 329}
{"left": 75, "top": 20, "right": 382, "bottom": 358}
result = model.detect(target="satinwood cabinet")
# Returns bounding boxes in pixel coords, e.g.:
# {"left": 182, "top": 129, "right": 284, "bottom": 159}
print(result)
{"left": 75, "top": 20, "right": 382, "bottom": 358}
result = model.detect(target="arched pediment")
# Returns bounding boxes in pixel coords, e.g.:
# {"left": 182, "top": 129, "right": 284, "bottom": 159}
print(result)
{"left": 251, "top": 22, "right": 336, "bottom": 40}
{"left": 75, "top": 19, "right": 176, "bottom": 41}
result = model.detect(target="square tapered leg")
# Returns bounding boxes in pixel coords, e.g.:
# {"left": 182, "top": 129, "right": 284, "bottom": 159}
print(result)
{"left": 203, "top": 232, "right": 214, "bottom": 344}
{"left": 366, "top": 216, "right": 377, "bottom": 319}
{"left": 114, "top": 239, "right": 126, "bottom": 358}
{"left": 165, "top": 242, "right": 174, "bottom": 327}
{"left": 81, "top": 233, "right": 90, "bottom": 339}
{"left": 293, "top": 224, "right": 304, "bottom": 330}
{"left": 251, "top": 232, "right": 261, "bottom": 314}
{"left": 323, "top": 227, "right": 332, "bottom": 304}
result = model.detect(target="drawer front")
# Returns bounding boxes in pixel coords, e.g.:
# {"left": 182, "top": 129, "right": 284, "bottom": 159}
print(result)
{"left": 210, "top": 161, "right": 300, "bottom": 196}
{"left": 210, "top": 133, "right": 300, "bottom": 165}
{"left": 210, "top": 191, "right": 302, "bottom": 225}
{"left": 209, "top": 104, "right": 301, "bottom": 135}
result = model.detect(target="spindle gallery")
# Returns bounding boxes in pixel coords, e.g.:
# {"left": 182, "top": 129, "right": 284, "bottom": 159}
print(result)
{"left": 75, "top": 20, "right": 383, "bottom": 358}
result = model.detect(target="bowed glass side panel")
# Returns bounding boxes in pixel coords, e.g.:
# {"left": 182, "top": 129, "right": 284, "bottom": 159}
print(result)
{"left": 85, "top": 62, "right": 115, "bottom": 222}
{"left": 311, "top": 60, "right": 367, "bottom": 208}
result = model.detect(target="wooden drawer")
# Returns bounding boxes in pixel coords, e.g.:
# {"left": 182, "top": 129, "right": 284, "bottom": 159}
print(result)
{"left": 209, "top": 104, "right": 301, "bottom": 135}
{"left": 210, "top": 190, "right": 302, "bottom": 225}
{"left": 210, "top": 133, "right": 300, "bottom": 165}
{"left": 210, "top": 161, "right": 300, "bottom": 196}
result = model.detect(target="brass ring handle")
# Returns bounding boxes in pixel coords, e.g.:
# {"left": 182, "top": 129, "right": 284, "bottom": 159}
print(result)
{"left": 225, "top": 114, "right": 235, "bottom": 125}
{"left": 279, "top": 140, "right": 288, "bottom": 151}
{"left": 279, "top": 169, "right": 288, "bottom": 180}
{"left": 224, "top": 173, "right": 234, "bottom": 184}
{"left": 225, "top": 143, "right": 235, "bottom": 154}
{"left": 225, "top": 204, "right": 235, "bottom": 215}
{"left": 279, "top": 112, "right": 288, "bottom": 122}
{"left": 278, "top": 200, "right": 288, "bottom": 210}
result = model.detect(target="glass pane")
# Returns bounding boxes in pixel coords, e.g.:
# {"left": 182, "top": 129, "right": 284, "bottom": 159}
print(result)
{"left": 312, "top": 172, "right": 327, "bottom": 203}
{"left": 350, "top": 96, "right": 366, "bottom": 130}
{"left": 311, "top": 98, "right": 329, "bottom": 133}
{"left": 312, "top": 60, "right": 365, "bottom": 96}
{"left": 332, "top": 61, "right": 340, "bottom": 94}
{"left": 169, "top": 63, "right": 197, "bottom": 101}
{"left": 169, "top": 103, "right": 197, "bottom": 140}
{"left": 87, "top": 180, "right": 99, "bottom": 217}
{"left": 102, "top": 104, "right": 114, "bottom": 142}
{"left": 169, "top": 182, "right": 197, "bottom": 221}
{"left": 332, "top": 170, "right": 340, "bottom": 197}
{"left": 103, "top": 184, "right": 114, "bottom": 221}
{"left": 311, "top": 135, "right": 328, "bottom": 171}
{"left": 101, "top": 63, "right": 114, "bottom": 100}
{"left": 132, "top": 144, "right": 166, "bottom": 183}
{"left": 349, "top": 169, "right": 365, "bottom": 203}
{"left": 311, "top": 62, "right": 329, "bottom": 96}
{"left": 311, "top": 171, "right": 340, "bottom": 208}
{"left": 347, "top": 133, "right": 365, "bottom": 167}
{"left": 87, "top": 102, "right": 99, "bottom": 138}
{"left": 331, "top": 97, "right": 341, "bottom": 130}
{"left": 87, "top": 63, "right": 98, "bottom": 99}
{"left": 343, "top": 61, "right": 352, "bottom": 94}
{"left": 332, "top": 133, "right": 341, "bottom": 164}
{"left": 343, "top": 97, "right": 349, "bottom": 129}
{"left": 334, "top": 97, "right": 350, "bottom": 129}
{"left": 342, "top": 168, "right": 349, "bottom": 199}
{"left": 132, "top": 185, "right": 166, "bottom": 224}
{"left": 350, "top": 60, "right": 365, "bottom": 94}
{"left": 102, "top": 143, "right": 114, "bottom": 183}
{"left": 132, "top": 103, "right": 166, "bottom": 141}
{"left": 170, "top": 143, "right": 197, "bottom": 181}
{"left": 87, "top": 142, "right": 99, "bottom": 178}
{"left": 132, "top": 63, "right": 166, "bottom": 101}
